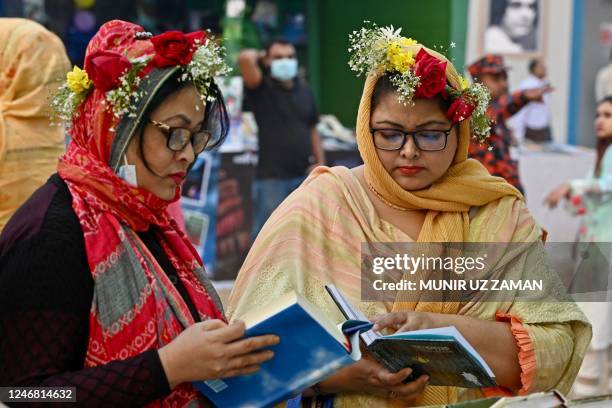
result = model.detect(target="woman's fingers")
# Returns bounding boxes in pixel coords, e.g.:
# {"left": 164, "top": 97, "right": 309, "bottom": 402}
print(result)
{"left": 222, "top": 364, "right": 262, "bottom": 378}
{"left": 198, "top": 319, "right": 227, "bottom": 331}
{"left": 226, "top": 349, "right": 275, "bottom": 370}
{"left": 209, "top": 320, "right": 246, "bottom": 342}
{"left": 372, "top": 312, "right": 408, "bottom": 331}
{"left": 376, "top": 367, "right": 413, "bottom": 386}
{"left": 226, "top": 334, "right": 280, "bottom": 356}
{"left": 388, "top": 374, "right": 429, "bottom": 400}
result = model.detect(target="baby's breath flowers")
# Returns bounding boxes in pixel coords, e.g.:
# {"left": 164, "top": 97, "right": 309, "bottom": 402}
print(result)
{"left": 183, "top": 37, "right": 231, "bottom": 102}
{"left": 105, "top": 56, "right": 150, "bottom": 118}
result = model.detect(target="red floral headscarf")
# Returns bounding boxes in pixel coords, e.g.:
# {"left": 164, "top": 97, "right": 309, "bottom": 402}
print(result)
{"left": 57, "top": 20, "right": 225, "bottom": 407}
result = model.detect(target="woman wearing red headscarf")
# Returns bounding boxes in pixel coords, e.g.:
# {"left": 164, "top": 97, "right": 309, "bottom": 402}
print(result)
{"left": 0, "top": 20, "right": 278, "bottom": 406}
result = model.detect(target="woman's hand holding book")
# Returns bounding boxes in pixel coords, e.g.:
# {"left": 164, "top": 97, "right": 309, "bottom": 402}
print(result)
{"left": 158, "top": 319, "right": 280, "bottom": 389}
{"left": 316, "top": 353, "right": 429, "bottom": 404}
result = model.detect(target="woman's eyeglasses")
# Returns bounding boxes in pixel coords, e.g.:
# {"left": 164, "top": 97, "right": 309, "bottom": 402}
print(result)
{"left": 370, "top": 127, "right": 453, "bottom": 151}
{"left": 149, "top": 120, "right": 212, "bottom": 155}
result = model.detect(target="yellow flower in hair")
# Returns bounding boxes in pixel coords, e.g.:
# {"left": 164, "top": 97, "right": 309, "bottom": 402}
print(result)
{"left": 386, "top": 40, "right": 415, "bottom": 73}
{"left": 459, "top": 76, "right": 469, "bottom": 91}
{"left": 400, "top": 37, "right": 417, "bottom": 48}
{"left": 66, "top": 66, "right": 92, "bottom": 95}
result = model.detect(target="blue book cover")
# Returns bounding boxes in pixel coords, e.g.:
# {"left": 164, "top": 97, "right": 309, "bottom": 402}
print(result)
{"left": 193, "top": 291, "right": 361, "bottom": 407}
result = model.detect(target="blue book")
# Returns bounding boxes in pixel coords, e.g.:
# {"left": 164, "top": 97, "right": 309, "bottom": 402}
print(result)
{"left": 193, "top": 291, "right": 362, "bottom": 407}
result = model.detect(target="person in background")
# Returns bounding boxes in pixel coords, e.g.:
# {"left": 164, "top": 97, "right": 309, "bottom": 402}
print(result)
{"left": 595, "top": 49, "right": 612, "bottom": 102}
{"left": 512, "top": 58, "right": 553, "bottom": 143}
{"left": 545, "top": 96, "right": 612, "bottom": 397}
{"left": 238, "top": 38, "right": 325, "bottom": 238}
{"left": 485, "top": 0, "right": 539, "bottom": 53}
{"left": 0, "top": 18, "right": 70, "bottom": 232}
{"left": 468, "top": 54, "right": 550, "bottom": 193}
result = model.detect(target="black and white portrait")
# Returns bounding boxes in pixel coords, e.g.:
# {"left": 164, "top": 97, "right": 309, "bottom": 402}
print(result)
{"left": 484, "top": 0, "right": 542, "bottom": 54}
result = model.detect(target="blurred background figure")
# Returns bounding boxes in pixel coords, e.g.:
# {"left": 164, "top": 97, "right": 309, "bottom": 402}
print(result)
{"left": 485, "top": 0, "right": 539, "bottom": 53}
{"left": 512, "top": 58, "right": 553, "bottom": 143}
{"left": 596, "top": 50, "right": 612, "bottom": 103}
{"left": 0, "top": 18, "right": 70, "bottom": 231}
{"left": 545, "top": 96, "right": 612, "bottom": 397}
{"left": 468, "top": 54, "right": 549, "bottom": 193}
{"left": 238, "top": 38, "right": 324, "bottom": 238}
{"left": 135, "top": 0, "right": 188, "bottom": 34}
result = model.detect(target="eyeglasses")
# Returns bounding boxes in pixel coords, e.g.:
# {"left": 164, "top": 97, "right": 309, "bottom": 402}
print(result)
{"left": 370, "top": 126, "right": 453, "bottom": 151}
{"left": 149, "top": 120, "right": 212, "bottom": 155}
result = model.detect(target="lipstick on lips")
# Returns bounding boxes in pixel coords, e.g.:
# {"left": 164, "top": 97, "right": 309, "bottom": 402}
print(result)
{"left": 168, "top": 172, "right": 186, "bottom": 185}
{"left": 398, "top": 166, "right": 424, "bottom": 175}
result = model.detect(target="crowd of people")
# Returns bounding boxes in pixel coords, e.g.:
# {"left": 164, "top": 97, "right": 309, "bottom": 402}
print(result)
{"left": 0, "top": 13, "right": 609, "bottom": 407}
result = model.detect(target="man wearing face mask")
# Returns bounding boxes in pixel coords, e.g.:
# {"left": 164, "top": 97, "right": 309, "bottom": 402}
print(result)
{"left": 239, "top": 38, "right": 324, "bottom": 238}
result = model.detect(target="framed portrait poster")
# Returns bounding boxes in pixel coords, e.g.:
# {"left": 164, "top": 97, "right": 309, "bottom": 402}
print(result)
{"left": 481, "top": 0, "right": 547, "bottom": 56}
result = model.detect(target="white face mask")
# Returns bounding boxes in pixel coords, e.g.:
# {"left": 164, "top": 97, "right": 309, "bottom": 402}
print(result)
{"left": 270, "top": 58, "right": 298, "bottom": 81}
{"left": 117, "top": 156, "right": 138, "bottom": 187}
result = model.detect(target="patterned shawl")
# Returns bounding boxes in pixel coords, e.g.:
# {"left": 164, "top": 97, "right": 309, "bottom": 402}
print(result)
{"left": 57, "top": 20, "right": 224, "bottom": 407}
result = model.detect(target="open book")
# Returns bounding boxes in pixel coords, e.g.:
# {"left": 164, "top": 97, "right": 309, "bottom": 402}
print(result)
{"left": 325, "top": 284, "right": 496, "bottom": 388}
{"left": 193, "top": 291, "right": 363, "bottom": 407}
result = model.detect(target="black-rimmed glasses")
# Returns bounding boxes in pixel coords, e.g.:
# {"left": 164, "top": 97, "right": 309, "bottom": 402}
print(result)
{"left": 149, "top": 120, "right": 212, "bottom": 155}
{"left": 370, "top": 126, "right": 453, "bottom": 151}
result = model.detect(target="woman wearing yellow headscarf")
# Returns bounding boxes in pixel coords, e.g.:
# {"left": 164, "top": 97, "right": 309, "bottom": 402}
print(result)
{"left": 228, "top": 25, "right": 590, "bottom": 406}
{"left": 0, "top": 19, "right": 70, "bottom": 231}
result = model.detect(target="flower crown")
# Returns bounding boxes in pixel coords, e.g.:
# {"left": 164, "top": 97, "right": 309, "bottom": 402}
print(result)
{"left": 51, "top": 30, "right": 231, "bottom": 123}
{"left": 348, "top": 23, "right": 491, "bottom": 142}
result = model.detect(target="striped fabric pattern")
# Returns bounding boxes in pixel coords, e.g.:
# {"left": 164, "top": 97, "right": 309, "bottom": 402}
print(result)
{"left": 228, "top": 166, "right": 591, "bottom": 407}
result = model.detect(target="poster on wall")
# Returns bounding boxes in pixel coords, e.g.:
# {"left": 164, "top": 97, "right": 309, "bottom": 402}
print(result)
{"left": 217, "top": 76, "right": 245, "bottom": 152}
{"left": 213, "top": 151, "right": 257, "bottom": 281}
{"left": 181, "top": 151, "right": 221, "bottom": 275}
{"left": 482, "top": 0, "right": 546, "bottom": 56}
{"left": 181, "top": 153, "right": 213, "bottom": 207}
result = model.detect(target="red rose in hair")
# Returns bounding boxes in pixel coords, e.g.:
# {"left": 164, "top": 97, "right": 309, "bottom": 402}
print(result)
{"left": 413, "top": 48, "right": 447, "bottom": 99}
{"left": 446, "top": 96, "right": 476, "bottom": 124}
{"left": 151, "top": 31, "right": 206, "bottom": 68}
{"left": 84, "top": 50, "right": 132, "bottom": 92}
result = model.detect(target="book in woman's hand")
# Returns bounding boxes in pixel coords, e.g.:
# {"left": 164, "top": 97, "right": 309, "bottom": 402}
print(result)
{"left": 193, "top": 291, "right": 366, "bottom": 407}
{"left": 325, "top": 284, "right": 497, "bottom": 388}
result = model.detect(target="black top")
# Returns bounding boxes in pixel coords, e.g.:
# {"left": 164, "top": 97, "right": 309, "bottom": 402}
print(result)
{"left": 245, "top": 76, "right": 319, "bottom": 179}
{"left": 0, "top": 174, "right": 203, "bottom": 407}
